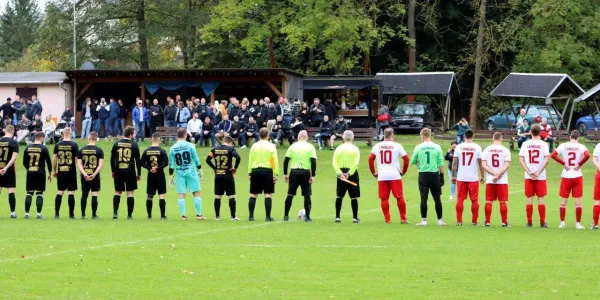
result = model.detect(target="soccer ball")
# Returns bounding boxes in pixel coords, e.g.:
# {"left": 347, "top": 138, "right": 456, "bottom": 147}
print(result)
{"left": 297, "top": 209, "right": 306, "bottom": 220}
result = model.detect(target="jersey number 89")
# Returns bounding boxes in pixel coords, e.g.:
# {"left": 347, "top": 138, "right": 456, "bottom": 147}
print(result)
{"left": 175, "top": 152, "right": 191, "bottom": 166}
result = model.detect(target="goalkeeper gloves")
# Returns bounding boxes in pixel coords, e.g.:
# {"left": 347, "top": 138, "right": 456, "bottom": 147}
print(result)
{"left": 439, "top": 172, "right": 445, "bottom": 187}
{"left": 169, "top": 176, "right": 175, "bottom": 187}
{"left": 197, "top": 169, "right": 203, "bottom": 181}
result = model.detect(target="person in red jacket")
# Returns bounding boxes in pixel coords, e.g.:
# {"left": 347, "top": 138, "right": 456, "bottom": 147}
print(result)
{"left": 538, "top": 117, "right": 554, "bottom": 151}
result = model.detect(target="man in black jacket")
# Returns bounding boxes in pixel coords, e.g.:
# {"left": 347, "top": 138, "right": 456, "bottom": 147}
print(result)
{"left": 309, "top": 98, "right": 326, "bottom": 127}
{"left": 242, "top": 116, "right": 259, "bottom": 148}
{"left": 318, "top": 115, "right": 333, "bottom": 150}
{"left": 199, "top": 117, "right": 215, "bottom": 147}
{"left": 230, "top": 116, "right": 245, "bottom": 146}
{"left": 324, "top": 99, "right": 336, "bottom": 121}
{"left": 28, "top": 114, "right": 43, "bottom": 143}
{"left": 149, "top": 99, "right": 163, "bottom": 134}
{"left": 0, "top": 98, "right": 15, "bottom": 124}
{"left": 238, "top": 103, "right": 251, "bottom": 126}
{"left": 117, "top": 99, "right": 127, "bottom": 136}
{"left": 195, "top": 97, "right": 208, "bottom": 121}
{"left": 163, "top": 99, "right": 177, "bottom": 127}
{"left": 330, "top": 115, "right": 348, "bottom": 147}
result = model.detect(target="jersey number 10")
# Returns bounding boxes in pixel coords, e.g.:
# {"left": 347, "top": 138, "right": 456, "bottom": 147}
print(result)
{"left": 379, "top": 150, "right": 392, "bottom": 164}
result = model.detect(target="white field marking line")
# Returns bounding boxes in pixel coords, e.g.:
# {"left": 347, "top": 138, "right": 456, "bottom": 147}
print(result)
{"left": 199, "top": 244, "right": 391, "bottom": 249}
{"left": 0, "top": 222, "right": 275, "bottom": 264}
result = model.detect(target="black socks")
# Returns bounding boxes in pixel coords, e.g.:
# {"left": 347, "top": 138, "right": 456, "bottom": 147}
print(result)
{"left": 248, "top": 197, "right": 256, "bottom": 218}
{"left": 127, "top": 197, "right": 134, "bottom": 217}
{"left": 335, "top": 197, "right": 342, "bottom": 219}
{"left": 36, "top": 194, "right": 43, "bottom": 214}
{"left": 68, "top": 195, "right": 75, "bottom": 217}
{"left": 229, "top": 198, "right": 236, "bottom": 218}
{"left": 351, "top": 199, "right": 358, "bottom": 219}
{"left": 159, "top": 199, "right": 166, "bottom": 218}
{"left": 304, "top": 196, "right": 311, "bottom": 219}
{"left": 81, "top": 192, "right": 88, "bottom": 217}
{"left": 284, "top": 195, "right": 293, "bottom": 217}
{"left": 9, "top": 192, "right": 16, "bottom": 212}
{"left": 146, "top": 196, "right": 153, "bottom": 218}
{"left": 113, "top": 195, "right": 120, "bottom": 214}
{"left": 265, "top": 197, "right": 272, "bottom": 218}
{"left": 25, "top": 193, "right": 32, "bottom": 213}
{"left": 55, "top": 194, "right": 63, "bottom": 216}
{"left": 91, "top": 196, "right": 98, "bottom": 217}
{"left": 214, "top": 198, "right": 221, "bottom": 218}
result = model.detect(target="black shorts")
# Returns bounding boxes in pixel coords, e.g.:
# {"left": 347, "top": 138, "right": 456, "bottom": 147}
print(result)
{"left": 113, "top": 172, "right": 138, "bottom": 192}
{"left": 336, "top": 169, "right": 360, "bottom": 199}
{"left": 81, "top": 175, "right": 101, "bottom": 193}
{"left": 26, "top": 172, "right": 46, "bottom": 192}
{"left": 147, "top": 173, "right": 167, "bottom": 195}
{"left": 0, "top": 167, "right": 16, "bottom": 188}
{"left": 215, "top": 176, "right": 236, "bottom": 196}
{"left": 250, "top": 168, "right": 274, "bottom": 194}
{"left": 288, "top": 169, "right": 311, "bottom": 196}
{"left": 57, "top": 172, "right": 78, "bottom": 191}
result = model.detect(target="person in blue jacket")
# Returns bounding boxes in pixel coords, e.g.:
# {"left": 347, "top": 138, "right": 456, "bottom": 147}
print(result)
{"left": 452, "top": 118, "right": 471, "bottom": 143}
{"left": 132, "top": 99, "right": 149, "bottom": 142}
{"left": 107, "top": 98, "right": 120, "bottom": 138}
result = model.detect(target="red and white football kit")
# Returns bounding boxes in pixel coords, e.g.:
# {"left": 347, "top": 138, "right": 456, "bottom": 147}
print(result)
{"left": 481, "top": 144, "right": 511, "bottom": 224}
{"left": 453, "top": 142, "right": 482, "bottom": 224}
{"left": 519, "top": 139, "right": 550, "bottom": 225}
{"left": 551, "top": 142, "right": 590, "bottom": 223}
{"left": 592, "top": 144, "right": 600, "bottom": 226}
{"left": 369, "top": 141, "right": 409, "bottom": 223}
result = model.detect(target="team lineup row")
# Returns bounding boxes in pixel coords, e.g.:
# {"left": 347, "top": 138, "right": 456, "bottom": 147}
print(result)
{"left": 1, "top": 123, "right": 600, "bottom": 229}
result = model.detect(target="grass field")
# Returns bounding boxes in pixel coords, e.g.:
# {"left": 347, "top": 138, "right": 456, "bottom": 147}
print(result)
{"left": 1, "top": 135, "right": 600, "bottom": 299}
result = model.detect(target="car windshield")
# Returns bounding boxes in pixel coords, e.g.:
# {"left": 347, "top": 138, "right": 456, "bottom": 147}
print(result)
{"left": 394, "top": 104, "right": 425, "bottom": 115}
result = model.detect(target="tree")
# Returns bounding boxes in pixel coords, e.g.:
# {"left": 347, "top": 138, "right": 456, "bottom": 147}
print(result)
{"left": 469, "top": 0, "right": 487, "bottom": 129}
{"left": 0, "top": 0, "right": 41, "bottom": 64}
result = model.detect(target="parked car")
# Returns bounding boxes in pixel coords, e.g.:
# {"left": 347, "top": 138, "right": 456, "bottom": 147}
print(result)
{"left": 485, "top": 104, "right": 561, "bottom": 130}
{"left": 389, "top": 103, "right": 434, "bottom": 131}
{"left": 575, "top": 112, "right": 600, "bottom": 134}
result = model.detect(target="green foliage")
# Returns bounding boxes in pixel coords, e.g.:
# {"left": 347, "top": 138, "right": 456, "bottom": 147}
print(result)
{"left": 0, "top": 0, "right": 41, "bottom": 65}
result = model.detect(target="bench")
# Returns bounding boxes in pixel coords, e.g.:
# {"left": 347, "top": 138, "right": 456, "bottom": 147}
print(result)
{"left": 155, "top": 127, "right": 179, "bottom": 144}
{"left": 436, "top": 130, "right": 517, "bottom": 150}
{"left": 581, "top": 130, "right": 600, "bottom": 144}
{"left": 306, "top": 127, "right": 377, "bottom": 145}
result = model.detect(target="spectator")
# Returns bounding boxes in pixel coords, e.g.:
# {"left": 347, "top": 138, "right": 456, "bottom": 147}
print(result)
{"left": 215, "top": 114, "right": 232, "bottom": 145}
{"left": 219, "top": 100, "right": 228, "bottom": 120}
{"left": 106, "top": 98, "right": 120, "bottom": 138}
{"left": 249, "top": 99, "right": 260, "bottom": 119}
{"left": 452, "top": 118, "right": 471, "bottom": 143}
{"left": 299, "top": 102, "right": 309, "bottom": 124}
{"left": 92, "top": 98, "right": 99, "bottom": 131}
{"left": 16, "top": 114, "right": 32, "bottom": 143}
{"left": 28, "top": 114, "right": 42, "bottom": 144}
{"left": 516, "top": 108, "right": 527, "bottom": 128}
{"left": 257, "top": 99, "right": 268, "bottom": 127}
{"left": 195, "top": 98, "right": 208, "bottom": 121}
{"left": 290, "top": 98, "right": 302, "bottom": 120}
{"left": 445, "top": 141, "right": 458, "bottom": 200}
{"left": 318, "top": 115, "right": 333, "bottom": 150}
{"left": 61, "top": 106, "right": 73, "bottom": 122}
{"left": 309, "top": 98, "right": 326, "bottom": 126}
{"left": 238, "top": 103, "right": 251, "bottom": 126}
{"left": 80, "top": 97, "right": 94, "bottom": 139}
{"left": 175, "top": 101, "right": 191, "bottom": 128}
{"left": 30, "top": 95, "right": 43, "bottom": 119}
{"left": 229, "top": 99, "right": 242, "bottom": 120}
{"left": 230, "top": 115, "right": 244, "bottom": 146}
{"left": 539, "top": 117, "right": 554, "bottom": 151}
{"left": 0, "top": 98, "right": 15, "bottom": 123}
{"left": 282, "top": 98, "right": 293, "bottom": 126}
{"left": 42, "top": 115, "right": 56, "bottom": 145}
{"left": 517, "top": 119, "right": 531, "bottom": 148}
{"left": 117, "top": 99, "right": 127, "bottom": 136}
{"left": 291, "top": 116, "right": 305, "bottom": 142}
{"left": 164, "top": 99, "right": 176, "bottom": 127}
{"left": 14, "top": 97, "right": 27, "bottom": 122}
{"left": 199, "top": 116, "right": 215, "bottom": 147}
{"left": 324, "top": 99, "right": 336, "bottom": 122}
{"left": 376, "top": 105, "right": 391, "bottom": 140}
{"left": 206, "top": 103, "right": 217, "bottom": 124}
{"left": 330, "top": 115, "right": 348, "bottom": 146}
{"left": 149, "top": 98, "right": 163, "bottom": 135}
{"left": 242, "top": 116, "right": 259, "bottom": 148}
{"left": 227, "top": 97, "right": 235, "bottom": 115}
{"left": 132, "top": 99, "right": 149, "bottom": 143}
{"left": 95, "top": 98, "right": 110, "bottom": 139}
{"left": 269, "top": 115, "right": 284, "bottom": 144}
{"left": 275, "top": 97, "right": 285, "bottom": 122}
{"left": 187, "top": 112, "right": 203, "bottom": 144}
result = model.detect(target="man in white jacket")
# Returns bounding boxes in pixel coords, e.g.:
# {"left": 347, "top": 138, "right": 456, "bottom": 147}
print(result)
{"left": 187, "top": 112, "right": 203, "bottom": 144}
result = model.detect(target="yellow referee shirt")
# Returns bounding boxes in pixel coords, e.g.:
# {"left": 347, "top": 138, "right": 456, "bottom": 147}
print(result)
{"left": 285, "top": 141, "right": 317, "bottom": 171}
{"left": 332, "top": 142, "right": 360, "bottom": 176}
{"left": 248, "top": 140, "right": 279, "bottom": 176}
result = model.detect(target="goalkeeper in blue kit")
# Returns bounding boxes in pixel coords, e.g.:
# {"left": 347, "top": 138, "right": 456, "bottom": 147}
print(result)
{"left": 169, "top": 128, "right": 205, "bottom": 220}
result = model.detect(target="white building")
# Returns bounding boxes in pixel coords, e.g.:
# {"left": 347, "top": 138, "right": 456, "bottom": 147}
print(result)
{"left": 0, "top": 72, "right": 72, "bottom": 122}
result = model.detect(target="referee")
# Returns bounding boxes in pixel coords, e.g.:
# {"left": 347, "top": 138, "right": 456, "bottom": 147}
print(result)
{"left": 248, "top": 127, "right": 279, "bottom": 221}
{"left": 332, "top": 130, "right": 361, "bottom": 223}
{"left": 283, "top": 130, "right": 317, "bottom": 222}
{"left": 410, "top": 128, "right": 446, "bottom": 226}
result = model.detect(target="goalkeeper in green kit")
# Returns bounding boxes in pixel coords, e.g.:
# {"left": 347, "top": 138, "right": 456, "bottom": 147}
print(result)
{"left": 411, "top": 128, "right": 446, "bottom": 226}
{"left": 169, "top": 128, "right": 205, "bottom": 220}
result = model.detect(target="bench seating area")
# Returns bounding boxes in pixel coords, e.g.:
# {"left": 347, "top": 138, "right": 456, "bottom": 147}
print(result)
{"left": 436, "top": 129, "right": 517, "bottom": 150}
{"left": 155, "top": 127, "right": 179, "bottom": 144}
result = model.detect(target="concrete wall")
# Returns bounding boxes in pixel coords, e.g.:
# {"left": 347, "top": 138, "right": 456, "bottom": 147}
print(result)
{"left": 0, "top": 84, "right": 70, "bottom": 121}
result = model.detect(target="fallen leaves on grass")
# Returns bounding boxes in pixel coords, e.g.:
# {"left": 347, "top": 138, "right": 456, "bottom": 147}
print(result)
{"left": 182, "top": 270, "right": 195, "bottom": 275}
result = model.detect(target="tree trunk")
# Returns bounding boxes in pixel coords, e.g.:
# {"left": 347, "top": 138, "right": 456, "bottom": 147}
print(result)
{"left": 137, "top": 0, "right": 149, "bottom": 69}
{"left": 266, "top": 0, "right": 276, "bottom": 68}
{"left": 182, "top": 38, "right": 189, "bottom": 68}
{"left": 308, "top": 47, "right": 314, "bottom": 73}
{"left": 469, "top": 0, "right": 487, "bottom": 129}
{"left": 363, "top": 52, "right": 370, "bottom": 75}
{"left": 407, "top": 0, "right": 416, "bottom": 103}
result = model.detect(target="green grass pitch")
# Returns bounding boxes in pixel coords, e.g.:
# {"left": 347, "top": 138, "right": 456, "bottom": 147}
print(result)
{"left": 1, "top": 135, "right": 600, "bottom": 299}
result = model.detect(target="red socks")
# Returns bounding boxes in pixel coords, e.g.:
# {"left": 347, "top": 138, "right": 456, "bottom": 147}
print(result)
{"left": 575, "top": 206, "right": 582, "bottom": 223}
{"left": 484, "top": 202, "right": 492, "bottom": 224}
{"left": 538, "top": 204, "right": 546, "bottom": 224}
{"left": 397, "top": 198, "right": 406, "bottom": 221}
{"left": 526, "top": 204, "right": 533, "bottom": 224}
{"left": 456, "top": 199, "right": 464, "bottom": 223}
{"left": 593, "top": 205, "right": 600, "bottom": 226}
{"left": 471, "top": 200, "right": 479, "bottom": 223}
{"left": 381, "top": 199, "right": 390, "bottom": 222}
{"left": 560, "top": 206, "right": 566, "bottom": 222}
{"left": 499, "top": 201, "right": 508, "bottom": 224}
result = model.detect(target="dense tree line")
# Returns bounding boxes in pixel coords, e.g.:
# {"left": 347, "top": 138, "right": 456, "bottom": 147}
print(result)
{"left": 1, "top": 0, "right": 599, "bottom": 125}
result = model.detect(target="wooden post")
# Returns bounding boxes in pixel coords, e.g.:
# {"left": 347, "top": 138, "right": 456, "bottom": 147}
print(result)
{"left": 282, "top": 80, "right": 287, "bottom": 98}
{"left": 141, "top": 82, "right": 146, "bottom": 100}
{"left": 210, "top": 90, "right": 215, "bottom": 106}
